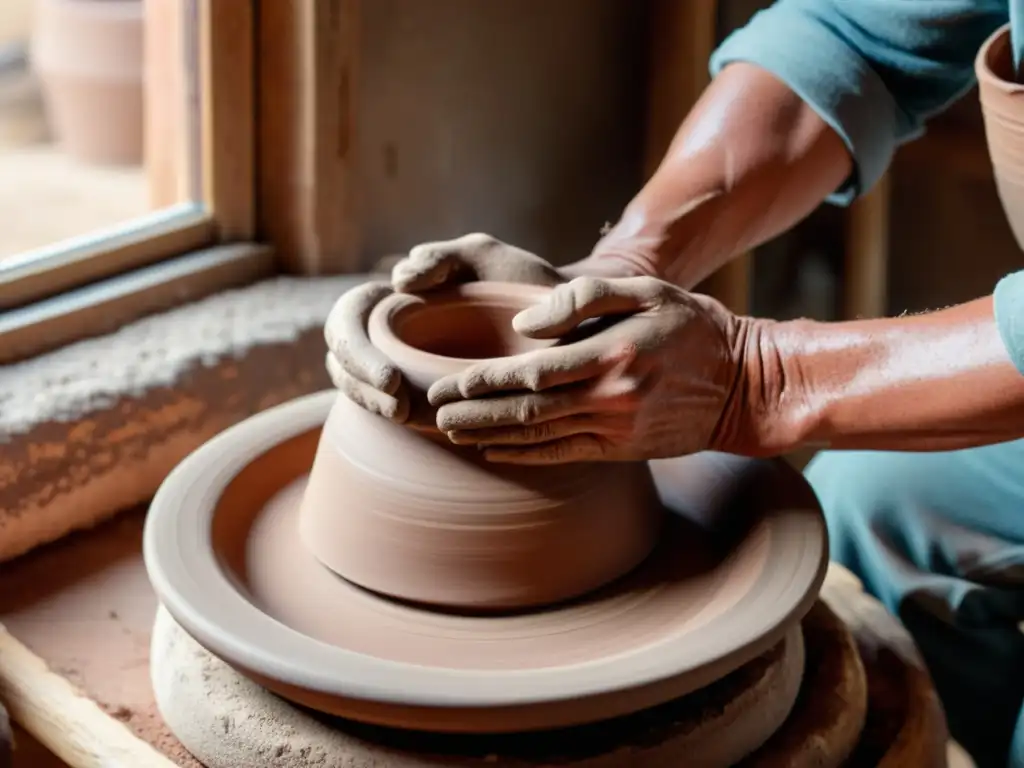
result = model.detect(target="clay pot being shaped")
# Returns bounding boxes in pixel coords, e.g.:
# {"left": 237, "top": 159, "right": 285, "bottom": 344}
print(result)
{"left": 978, "top": 23, "right": 1024, "bottom": 250}
{"left": 31, "top": 0, "right": 143, "bottom": 166}
{"left": 299, "top": 282, "right": 663, "bottom": 611}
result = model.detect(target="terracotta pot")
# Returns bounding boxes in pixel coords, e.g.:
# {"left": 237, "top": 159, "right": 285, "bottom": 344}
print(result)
{"left": 299, "top": 282, "right": 664, "bottom": 611}
{"left": 977, "top": 23, "right": 1024, "bottom": 250}
{"left": 30, "top": 0, "right": 143, "bottom": 165}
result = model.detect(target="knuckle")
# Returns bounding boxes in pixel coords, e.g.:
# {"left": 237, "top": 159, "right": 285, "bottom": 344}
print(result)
{"left": 407, "top": 242, "right": 435, "bottom": 261}
{"left": 462, "top": 232, "right": 498, "bottom": 247}
{"left": 634, "top": 275, "right": 666, "bottom": 298}
{"left": 460, "top": 369, "right": 487, "bottom": 397}
{"left": 527, "top": 422, "right": 554, "bottom": 441}
{"left": 522, "top": 368, "right": 545, "bottom": 392}
{"left": 569, "top": 276, "right": 606, "bottom": 307}
{"left": 515, "top": 397, "right": 540, "bottom": 425}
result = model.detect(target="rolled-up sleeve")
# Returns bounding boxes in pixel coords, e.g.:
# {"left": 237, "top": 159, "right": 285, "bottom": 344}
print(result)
{"left": 995, "top": 270, "right": 1024, "bottom": 375}
{"left": 710, "top": 0, "right": 1007, "bottom": 206}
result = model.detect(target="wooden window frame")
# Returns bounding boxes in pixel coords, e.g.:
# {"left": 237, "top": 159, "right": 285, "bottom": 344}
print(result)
{"left": 0, "top": 0, "right": 269, "bottom": 363}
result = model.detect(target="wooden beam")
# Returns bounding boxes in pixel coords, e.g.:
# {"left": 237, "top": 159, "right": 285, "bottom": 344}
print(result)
{"left": 844, "top": 172, "right": 891, "bottom": 319}
{"left": 644, "top": 0, "right": 751, "bottom": 314}
{"left": 257, "top": 0, "right": 360, "bottom": 274}
{"left": 199, "top": 0, "right": 256, "bottom": 240}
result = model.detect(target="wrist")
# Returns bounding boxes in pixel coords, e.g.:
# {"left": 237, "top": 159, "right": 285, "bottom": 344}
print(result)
{"left": 751, "top": 299, "right": 1024, "bottom": 453}
{"left": 715, "top": 316, "right": 816, "bottom": 456}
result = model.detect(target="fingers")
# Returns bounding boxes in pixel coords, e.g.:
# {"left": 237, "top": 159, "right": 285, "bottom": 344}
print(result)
{"left": 324, "top": 282, "right": 402, "bottom": 395}
{"left": 326, "top": 352, "right": 410, "bottom": 422}
{"left": 483, "top": 434, "right": 610, "bottom": 465}
{"left": 447, "top": 414, "right": 612, "bottom": 446}
{"left": 392, "top": 246, "right": 461, "bottom": 293}
{"left": 391, "top": 233, "right": 497, "bottom": 292}
{"left": 513, "top": 275, "right": 671, "bottom": 338}
{"left": 427, "top": 342, "right": 626, "bottom": 406}
{"left": 436, "top": 388, "right": 598, "bottom": 432}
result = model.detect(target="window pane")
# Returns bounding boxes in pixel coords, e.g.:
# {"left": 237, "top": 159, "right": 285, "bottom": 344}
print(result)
{"left": 0, "top": 0, "right": 200, "bottom": 267}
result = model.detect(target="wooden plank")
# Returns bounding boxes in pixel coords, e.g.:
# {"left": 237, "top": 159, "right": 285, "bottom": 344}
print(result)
{"left": 257, "top": 0, "right": 360, "bottom": 274}
{"left": 0, "top": 513, "right": 193, "bottom": 767}
{"left": 199, "top": 0, "right": 256, "bottom": 240}
{"left": 844, "top": 172, "right": 891, "bottom": 319}
{"left": 0, "top": 242, "right": 274, "bottom": 363}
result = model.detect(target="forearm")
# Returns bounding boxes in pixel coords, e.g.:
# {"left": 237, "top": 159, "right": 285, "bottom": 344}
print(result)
{"left": 562, "top": 0, "right": 1004, "bottom": 289}
{"left": 562, "top": 62, "right": 852, "bottom": 288}
{"left": 759, "top": 296, "right": 1024, "bottom": 453}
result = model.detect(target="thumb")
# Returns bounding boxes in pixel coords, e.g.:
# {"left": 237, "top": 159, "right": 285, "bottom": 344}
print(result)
{"left": 512, "top": 276, "right": 669, "bottom": 338}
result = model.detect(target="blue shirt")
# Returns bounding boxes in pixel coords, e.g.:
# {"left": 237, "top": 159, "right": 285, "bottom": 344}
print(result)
{"left": 710, "top": 0, "right": 1024, "bottom": 373}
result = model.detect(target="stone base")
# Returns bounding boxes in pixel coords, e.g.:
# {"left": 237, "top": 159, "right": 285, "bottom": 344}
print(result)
{"left": 151, "top": 600, "right": 866, "bottom": 768}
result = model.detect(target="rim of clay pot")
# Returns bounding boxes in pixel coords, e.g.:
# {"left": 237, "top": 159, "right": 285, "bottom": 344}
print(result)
{"left": 976, "top": 23, "right": 1024, "bottom": 93}
{"left": 367, "top": 281, "right": 555, "bottom": 380}
{"left": 144, "top": 390, "right": 828, "bottom": 722}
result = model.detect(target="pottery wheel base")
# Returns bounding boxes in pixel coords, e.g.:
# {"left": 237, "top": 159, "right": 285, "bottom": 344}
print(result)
{"left": 151, "top": 600, "right": 866, "bottom": 768}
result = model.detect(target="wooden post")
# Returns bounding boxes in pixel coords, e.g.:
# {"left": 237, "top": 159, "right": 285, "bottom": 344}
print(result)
{"left": 199, "top": 0, "right": 256, "bottom": 240}
{"left": 257, "top": 0, "right": 360, "bottom": 274}
{"left": 844, "top": 172, "right": 890, "bottom": 319}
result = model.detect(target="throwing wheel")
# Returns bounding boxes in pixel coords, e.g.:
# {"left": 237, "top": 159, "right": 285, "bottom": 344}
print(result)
{"left": 144, "top": 391, "right": 828, "bottom": 733}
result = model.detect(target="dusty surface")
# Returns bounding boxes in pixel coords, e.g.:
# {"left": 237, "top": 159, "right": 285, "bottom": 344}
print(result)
{"left": 0, "top": 276, "right": 360, "bottom": 564}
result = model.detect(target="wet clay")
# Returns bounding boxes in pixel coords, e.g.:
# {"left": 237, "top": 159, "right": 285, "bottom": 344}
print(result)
{"left": 144, "top": 389, "right": 829, "bottom": 734}
{"left": 153, "top": 608, "right": 809, "bottom": 768}
{"left": 978, "top": 24, "right": 1024, "bottom": 251}
{"left": 300, "top": 395, "right": 662, "bottom": 611}
{"left": 302, "top": 282, "right": 663, "bottom": 610}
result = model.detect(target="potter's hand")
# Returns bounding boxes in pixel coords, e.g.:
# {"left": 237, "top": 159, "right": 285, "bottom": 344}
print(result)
{"left": 391, "top": 233, "right": 564, "bottom": 293}
{"left": 429, "top": 276, "right": 767, "bottom": 464}
{"left": 325, "top": 234, "right": 563, "bottom": 424}
{"left": 325, "top": 281, "right": 411, "bottom": 422}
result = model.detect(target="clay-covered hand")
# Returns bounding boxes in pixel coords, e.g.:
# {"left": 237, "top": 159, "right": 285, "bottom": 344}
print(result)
{"left": 324, "top": 280, "right": 412, "bottom": 422}
{"left": 428, "top": 276, "right": 765, "bottom": 463}
{"left": 390, "top": 232, "right": 565, "bottom": 292}
{"left": 325, "top": 234, "right": 564, "bottom": 424}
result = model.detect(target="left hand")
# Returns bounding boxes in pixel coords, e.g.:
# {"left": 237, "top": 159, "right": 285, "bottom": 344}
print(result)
{"left": 427, "top": 276, "right": 767, "bottom": 464}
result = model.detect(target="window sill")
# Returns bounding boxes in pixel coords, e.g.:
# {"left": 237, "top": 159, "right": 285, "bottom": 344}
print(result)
{"left": 0, "top": 274, "right": 365, "bottom": 563}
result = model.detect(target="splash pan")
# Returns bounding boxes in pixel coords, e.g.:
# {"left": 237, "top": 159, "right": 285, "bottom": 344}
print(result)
{"left": 143, "top": 390, "right": 827, "bottom": 734}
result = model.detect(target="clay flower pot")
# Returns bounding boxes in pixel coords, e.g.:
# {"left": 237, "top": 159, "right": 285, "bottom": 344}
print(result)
{"left": 30, "top": 0, "right": 143, "bottom": 165}
{"left": 977, "top": 23, "right": 1024, "bottom": 249}
{"left": 299, "top": 282, "right": 663, "bottom": 610}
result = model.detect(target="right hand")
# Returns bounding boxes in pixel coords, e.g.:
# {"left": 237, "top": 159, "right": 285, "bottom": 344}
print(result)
{"left": 325, "top": 234, "right": 564, "bottom": 423}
